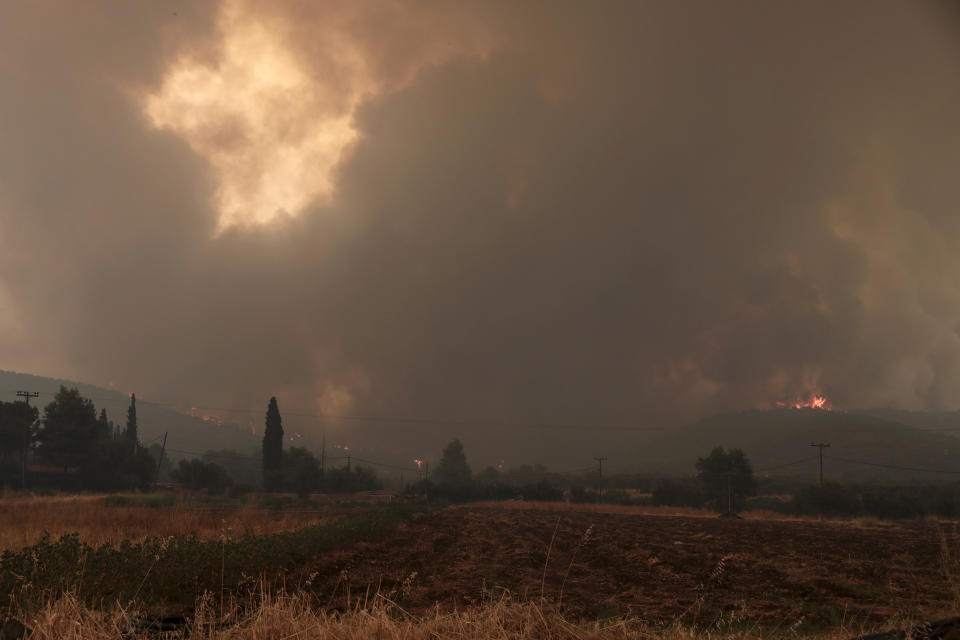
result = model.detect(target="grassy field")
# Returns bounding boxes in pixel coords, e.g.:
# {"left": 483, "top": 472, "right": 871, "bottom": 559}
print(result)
{"left": 2, "top": 495, "right": 959, "bottom": 638}
{"left": 0, "top": 492, "right": 352, "bottom": 551}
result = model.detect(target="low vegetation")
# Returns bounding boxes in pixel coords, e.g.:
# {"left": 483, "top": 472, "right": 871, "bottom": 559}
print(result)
{"left": 1, "top": 503, "right": 419, "bottom": 616}
{"left": 0, "top": 492, "right": 358, "bottom": 552}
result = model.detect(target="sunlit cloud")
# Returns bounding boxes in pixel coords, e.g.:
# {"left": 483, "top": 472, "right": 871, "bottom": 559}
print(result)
{"left": 145, "top": 0, "right": 367, "bottom": 231}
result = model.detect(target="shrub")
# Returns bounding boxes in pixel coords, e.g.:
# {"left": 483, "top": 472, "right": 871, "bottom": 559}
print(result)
{"left": 651, "top": 478, "right": 703, "bottom": 508}
{"left": 792, "top": 483, "right": 861, "bottom": 517}
{"left": 171, "top": 458, "right": 233, "bottom": 495}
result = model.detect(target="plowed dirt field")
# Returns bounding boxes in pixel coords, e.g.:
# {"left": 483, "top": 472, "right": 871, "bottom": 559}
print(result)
{"left": 302, "top": 504, "right": 960, "bottom": 630}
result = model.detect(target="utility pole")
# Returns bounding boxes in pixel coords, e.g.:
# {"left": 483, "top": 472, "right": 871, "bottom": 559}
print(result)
{"left": 809, "top": 442, "right": 830, "bottom": 487}
{"left": 346, "top": 452, "right": 351, "bottom": 473}
{"left": 320, "top": 435, "right": 326, "bottom": 477}
{"left": 594, "top": 457, "right": 608, "bottom": 501}
{"left": 155, "top": 432, "right": 168, "bottom": 481}
{"left": 16, "top": 391, "right": 38, "bottom": 491}
{"left": 809, "top": 442, "right": 831, "bottom": 521}
{"left": 725, "top": 472, "right": 733, "bottom": 516}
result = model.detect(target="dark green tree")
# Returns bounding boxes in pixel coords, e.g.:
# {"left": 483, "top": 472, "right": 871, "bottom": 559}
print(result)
{"left": 98, "top": 408, "right": 113, "bottom": 439}
{"left": 695, "top": 446, "right": 755, "bottom": 514}
{"left": 432, "top": 439, "right": 473, "bottom": 500}
{"left": 262, "top": 397, "right": 284, "bottom": 491}
{"left": 125, "top": 393, "right": 138, "bottom": 443}
{"left": 0, "top": 400, "right": 39, "bottom": 479}
{"left": 651, "top": 478, "right": 704, "bottom": 508}
{"left": 172, "top": 458, "right": 233, "bottom": 495}
{"left": 325, "top": 463, "right": 381, "bottom": 493}
{"left": 80, "top": 439, "right": 156, "bottom": 491}
{"left": 37, "top": 386, "right": 101, "bottom": 473}
{"left": 284, "top": 446, "right": 322, "bottom": 498}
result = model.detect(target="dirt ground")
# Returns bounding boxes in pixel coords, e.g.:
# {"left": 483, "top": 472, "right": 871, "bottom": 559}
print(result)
{"left": 302, "top": 503, "right": 960, "bottom": 630}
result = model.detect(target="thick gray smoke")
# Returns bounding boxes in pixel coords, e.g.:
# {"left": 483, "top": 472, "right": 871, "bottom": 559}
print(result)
{"left": 2, "top": 1, "right": 959, "bottom": 465}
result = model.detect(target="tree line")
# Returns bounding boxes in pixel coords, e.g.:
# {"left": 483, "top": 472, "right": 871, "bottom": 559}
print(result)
{"left": 0, "top": 386, "right": 156, "bottom": 490}
{"left": 175, "top": 396, "right": 383, "bottom": 497}
{"left": 6, "top": 389, "right": 959, "bottom": 520}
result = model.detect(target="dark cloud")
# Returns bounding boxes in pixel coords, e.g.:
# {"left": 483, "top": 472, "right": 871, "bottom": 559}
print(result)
{"left": 2, "top": 1, "right": 959, "bottom": 466}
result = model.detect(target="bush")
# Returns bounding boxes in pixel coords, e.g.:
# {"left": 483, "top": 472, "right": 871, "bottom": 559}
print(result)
{"left": 80, "top": 442, "right": 157, "bottom": 492}
{"left": 171, "top": 459, "right": 233, "bottom": 495}
{"left": 102, "top": 493, "right": 176, "bottom": 508}
{"left": 600, "top": 488, "right": 633, "bottom": 505}
{"left": 324, "top": 465, "right": 382, "bottom": 493}
{"left": 475, "top": 482, "right": 519, "bottom": 501}
{"left": 651, "top": 478, "right": 703, "bottom": 508}
{"left": 518, "top": 480, "right": 563, "bottom": 502}
{"left": 860, "top": 488, "right": 925, "bottom": 519}
{"left": 569, "top": 485, "right": 598, "bottom": 503}
{"left": 283, "top": 447, "right": 322, "bottom": 498}
{"left": 792, "top": 482, "right": 861, "bottom": 517}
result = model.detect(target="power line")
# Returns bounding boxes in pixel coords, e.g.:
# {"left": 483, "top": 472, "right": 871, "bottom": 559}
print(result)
{"left": 824, "top": 455, "right": 960, "bottom": 476}
{"left": 755, "top": 455, "right": 819, "bottom": 473}
{"left": 165, "top": 447, "right": 258, "bottom": 461}
{"left": 349, "top": 456, "right": 420, "bottom": 473}
{"left": 810, "top": 442, "right": 831, "bottom": 487}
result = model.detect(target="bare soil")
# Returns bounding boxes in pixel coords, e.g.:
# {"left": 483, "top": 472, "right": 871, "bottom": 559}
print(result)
{"left": 302, "top": 504, "right": 960, "bottom": 630}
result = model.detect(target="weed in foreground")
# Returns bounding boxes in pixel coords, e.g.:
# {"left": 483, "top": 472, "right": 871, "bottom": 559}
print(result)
{"left": 15, "top": 591, "right": 883, "bottom": 640}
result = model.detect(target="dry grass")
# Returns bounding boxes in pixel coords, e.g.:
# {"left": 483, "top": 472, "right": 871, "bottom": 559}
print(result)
{"left": 0, "top": 494, "right": 911, "bottom": 555}
{"left": 19, "top": 592, "right": 866, "bottom": 640}
{"left": 0, "top": 493, "right": 338, "bottom": 552}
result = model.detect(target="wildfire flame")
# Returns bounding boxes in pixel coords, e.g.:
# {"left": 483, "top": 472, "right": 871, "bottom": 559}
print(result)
{"left": 776, "top": 395, "right": 832, "bottom": 410}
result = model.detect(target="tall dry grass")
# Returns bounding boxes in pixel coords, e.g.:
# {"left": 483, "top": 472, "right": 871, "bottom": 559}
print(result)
{"left": 0, "top": 493, "right": 337, "bottom": 552}
{"left": 20, "top": 592, "right": 868, "bottom": 640}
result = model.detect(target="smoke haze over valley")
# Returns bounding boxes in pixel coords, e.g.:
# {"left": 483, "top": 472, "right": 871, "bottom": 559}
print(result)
{"left": 3, "top": 1, "right": 960, "bottom": 466}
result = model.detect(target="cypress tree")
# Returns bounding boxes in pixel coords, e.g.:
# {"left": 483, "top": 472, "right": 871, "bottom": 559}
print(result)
{"left": 98, "top": 408, "right": 111, "bottom": 439}
{"left": 125, "top": 393, "right": 138, "bottom": 443}
{"left": 262, "top": 396, "right": 284, "bottom": 491}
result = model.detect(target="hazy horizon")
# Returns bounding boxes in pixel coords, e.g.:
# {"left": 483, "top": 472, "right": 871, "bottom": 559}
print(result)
{"left": 3, "top": 1, "right": 960, "bottom": 461}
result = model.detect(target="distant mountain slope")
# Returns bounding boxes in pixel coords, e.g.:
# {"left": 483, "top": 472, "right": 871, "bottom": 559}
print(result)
{"left": 641, "top": 409, "right": 960, "bottom": 483}
{"left": 851, "top": 408, "right": 960, "bottom": 434}
{"left": 0, "top": 370, "right": 259, "bottom": 459}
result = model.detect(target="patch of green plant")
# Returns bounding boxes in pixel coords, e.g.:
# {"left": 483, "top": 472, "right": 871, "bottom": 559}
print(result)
{"left": 259, "top": 494, "right": 312, "bottom": 510}
{"left": 102, "top": 493, "right": 176, "bottom": 508}
{"left": 1, "top": 503, "right": 421, "bottom": 614}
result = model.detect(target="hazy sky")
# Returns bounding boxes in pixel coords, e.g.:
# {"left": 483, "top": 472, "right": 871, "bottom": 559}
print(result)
{"left": 2, "top": 1, "right": 960, "bottom": 458}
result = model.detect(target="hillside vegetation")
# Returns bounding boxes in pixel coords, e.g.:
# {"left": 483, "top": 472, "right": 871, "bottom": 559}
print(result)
{"left": 642, "top": 409, "right": 960, "bottom": 482}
